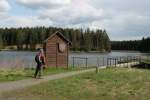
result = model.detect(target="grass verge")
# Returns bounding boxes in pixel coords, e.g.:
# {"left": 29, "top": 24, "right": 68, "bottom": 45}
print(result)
{"left": 1, "top": 68, "right": 150, "bottom": 100}
{"left": 0, "top": 67, "right": 84, "bottom": 82}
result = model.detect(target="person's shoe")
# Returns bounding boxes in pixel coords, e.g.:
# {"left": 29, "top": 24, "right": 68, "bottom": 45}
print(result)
{"left": 38, "top": 77, "right": 43, "bottom": 79}
{"left": 32, "top": 76, "right": 37, "bottom": 78}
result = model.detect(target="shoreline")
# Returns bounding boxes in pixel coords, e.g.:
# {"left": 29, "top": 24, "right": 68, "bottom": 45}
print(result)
{"left": 0, "top": 49, "right": 150, "bottom": 53}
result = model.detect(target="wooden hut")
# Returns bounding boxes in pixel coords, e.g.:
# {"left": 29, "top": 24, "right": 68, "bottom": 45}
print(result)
{"left": 44, "top": 31, "right": 71, "bottom": 68}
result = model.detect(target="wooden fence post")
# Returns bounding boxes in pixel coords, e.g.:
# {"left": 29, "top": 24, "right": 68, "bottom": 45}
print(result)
{"left": 103, "top": 57, "right": 105, "bottom": 66}
{"left": 96, "top": 66, "right": 98, "bottom": 73}
{"left": 139, "top": 56, "right": 141, "bottom": 64}
{"left": 72, "top": 57, "right": 75, "bottom": 68}
{"left": 85, "top": 58, "right": 88, "bottom": 68}
{"left": 97, "top": 57, "right": 99, "bottom": 67}
{"left": 115, "top": 58, "right": 117, "bottom": 67}
{"left": 110, "top": 58, "right": 112, "bottom": 67}
{"left": 127, "top": 56, "right": 129, "bottom": 68}
{"left": 107, "top": 58, "right": 108, "bottom": 67}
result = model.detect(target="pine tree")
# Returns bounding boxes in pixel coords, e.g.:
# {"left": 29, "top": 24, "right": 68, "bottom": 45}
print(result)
{"left": 0, "top": 27, "right": 112, "bottom": 52}
{"left": 16, "top": 30, "right": 25, "bottom": 50}
{"left": 0, "top": 33, "right": 3, "bottom": 49}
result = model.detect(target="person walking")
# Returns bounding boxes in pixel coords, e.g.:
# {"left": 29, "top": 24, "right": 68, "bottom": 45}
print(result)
{"left": 34, "top": 48, "right": 46, "bottom": 79}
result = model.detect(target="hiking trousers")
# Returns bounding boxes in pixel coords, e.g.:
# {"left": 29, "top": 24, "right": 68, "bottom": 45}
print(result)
{"left": 34, "top": 62, "right": 42, "bottom": 78}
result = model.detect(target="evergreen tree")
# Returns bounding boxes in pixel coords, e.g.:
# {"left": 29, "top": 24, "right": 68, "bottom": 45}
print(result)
{"left": 16, "top": 29, "right": 25, "bottom": 50}
{"left": 0, "top": 27, "right": 112, "bottom": 52}
{"left": 0, "top": 33, "right": 3, "bottom": 49}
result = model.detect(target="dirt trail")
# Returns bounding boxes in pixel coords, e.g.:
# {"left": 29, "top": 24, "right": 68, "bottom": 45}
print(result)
{"left": 0, "top": 62, "right": 138, "bottom": 94}
{"left": 0, "top": 68, "right": 97, "bottom": 94}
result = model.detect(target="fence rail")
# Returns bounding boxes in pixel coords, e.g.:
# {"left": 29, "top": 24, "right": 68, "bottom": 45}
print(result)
{"left": 69, "top": 56, "right": 150, "bottom": 68}
{"left": 72, "top": 57, "right": 88, "bottom": 68}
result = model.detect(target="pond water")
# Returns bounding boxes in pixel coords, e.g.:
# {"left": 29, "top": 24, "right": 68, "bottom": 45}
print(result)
{"left": 0, "top": 51, "right": 149, "bottom": 68}
{"left": 69, "top": 51, "right": 150, "bottom": 67}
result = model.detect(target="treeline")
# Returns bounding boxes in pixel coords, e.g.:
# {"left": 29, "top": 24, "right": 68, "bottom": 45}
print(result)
{"left": 111, "top": 37, "right": 150, "bottom": 52}
{"left": 140, "top": 37, "right": 150, "bottom": 52}
{"left": 0, "top": 27, "right": 111, "bottom": 52}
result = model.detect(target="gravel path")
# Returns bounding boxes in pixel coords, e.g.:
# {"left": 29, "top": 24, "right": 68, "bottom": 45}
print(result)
{"left": 0, "top": 62, "right": 138, "bottom": 95}
{"left": 0, "top": 68, "right": 100, "bottom": 94}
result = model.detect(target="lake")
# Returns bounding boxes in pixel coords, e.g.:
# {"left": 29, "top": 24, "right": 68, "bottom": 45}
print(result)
{"left": 0, "top": 51, "right": 149, "bottom": 68}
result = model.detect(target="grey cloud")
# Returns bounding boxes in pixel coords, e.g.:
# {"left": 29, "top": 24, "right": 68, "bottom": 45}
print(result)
{"left": 16, "top": 0, "right": 70, "bottom": 9}
{"left": 0, "top": 0, "right": 10, "bottom": 12}
{"left": 0, "top": 0, "right": 10, "bottom": 21}
{"left": 17, "top": 2, "right": 59, "bottom": 9}
{"left": 91, "top": 0, "right": 150, "bottom": 13}
{"left": 87, "top": 0, "right": 150, "bottom": 40}
{"left": 3, "top": 0, "right": 150, "bottom": 40}
{"left": 43, "top": 15, "right": 106, "bottom": 26}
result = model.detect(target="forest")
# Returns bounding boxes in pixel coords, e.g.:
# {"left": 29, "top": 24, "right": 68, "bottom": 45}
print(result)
{"left": 0, "top": 27, "right": 111, "bottom": 52}
{"left": 111, "top": 37, "right": 150, "bottom": 52}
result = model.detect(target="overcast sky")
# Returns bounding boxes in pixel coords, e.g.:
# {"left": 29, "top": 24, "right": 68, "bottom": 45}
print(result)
{"left": 0, "top": 0, "right": 150, "bottom": 40}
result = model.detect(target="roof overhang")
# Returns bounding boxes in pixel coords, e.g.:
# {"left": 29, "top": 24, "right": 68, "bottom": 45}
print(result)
{"left": 44, "top": 31, "right": 72, "bottom": 45}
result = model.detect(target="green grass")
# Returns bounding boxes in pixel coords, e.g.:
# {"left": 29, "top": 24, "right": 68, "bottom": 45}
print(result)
{"left": 0, "top": 67, "right": 83, "bottom": 82}
{"left": 1, "top": 68, "right": 150, "bottom": 100}
{"left": 141, "top": 59, "right": 150, "bottom": 64}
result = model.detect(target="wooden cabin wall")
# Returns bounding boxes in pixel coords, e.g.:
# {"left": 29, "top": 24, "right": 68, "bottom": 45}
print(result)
{"left": 56, "top": 36, "right": 68, "bottom": 67}
{"left": 45, "top": 35, "right": 68, "bottom": 68}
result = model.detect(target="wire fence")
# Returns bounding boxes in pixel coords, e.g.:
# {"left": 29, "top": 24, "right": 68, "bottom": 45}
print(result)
{"left": 69, "top": 55, "right": 150, "bottom": 68}
{"left": 0, "top": 54, "right": 149, "bottom": 70}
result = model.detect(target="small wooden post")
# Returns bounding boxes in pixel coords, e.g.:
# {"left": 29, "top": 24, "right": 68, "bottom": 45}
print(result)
{"left": 107, "top": 58, "right": 108, "bottom": 67}
{"left": 96, "top": 66, "right": 98, "bottom": 73}
{"left": 134, "top": 56, "right": 136, "bottom": 65}
{"left": 139, "top": 56, "right": 141, "bottom": 63}
{"left": 114, "top": 58, "right": 115, "bottom": 67}
{"left": 120, "top": 56, "right": 122, "bottom": 67}
{"left": 115, "top": 58, "right": 117, "bottom": 67}
{"left": 131, "top": 56, "right": 133, "bottom": 67}
{"left": 120, "top": 56, "right": 121, "bottom": 63}
{"left": 127, "top": 56, "right": 129, "bottom": 68}
{"left": 97, "top": 57, "right": 99, "bottom": 67}
{"left": 85, "top": 57, "right": 88, "bottom": 68}
{"left": 103, "top": 57, "right": 105, "bottom": 66}
{"left": 109, "top": 58, "right": 112, "bottom": 66}
{"left": 72, "top": 57, "right": 75, "bottom": 68}
{"left": 123, "top": 56, "right": 124, "bottom": 67}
